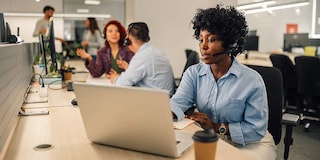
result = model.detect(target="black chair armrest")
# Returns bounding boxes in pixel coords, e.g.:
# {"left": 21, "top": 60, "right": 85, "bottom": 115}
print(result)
{"left": 281, "top": 113, "right": 300, "bottom": 126}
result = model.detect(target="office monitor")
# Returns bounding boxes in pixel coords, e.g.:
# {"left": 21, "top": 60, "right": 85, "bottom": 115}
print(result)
{"left": 0, "top": 13, "right": 5, "bottom": 42}
{"left": 5, "top": 22, "right": 12, "bottom": 41}
{"left": 244, "top": 36, "right": 259, "bottom": 51}
{"left": 39, "top": 34, "right": 48, "bottom": 75}
{"left": 46, "top": 18, "right": 58, "bottom": 73}
{"left": 283, "top": 33, "right": 309, "bottom": 52}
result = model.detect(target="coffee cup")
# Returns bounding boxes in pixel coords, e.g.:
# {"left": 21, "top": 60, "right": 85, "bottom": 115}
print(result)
{"left": 192, "top": 128, "right": 218, "bottom": 160}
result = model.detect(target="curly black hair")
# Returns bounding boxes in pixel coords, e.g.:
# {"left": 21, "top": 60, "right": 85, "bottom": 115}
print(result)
{"left": 191, "top": 5, "right": 248, "bottom": 57}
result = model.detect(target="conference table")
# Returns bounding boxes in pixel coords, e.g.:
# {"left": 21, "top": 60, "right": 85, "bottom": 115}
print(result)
{"left": 3, "top": 60, "right": 255, "bottom": 160}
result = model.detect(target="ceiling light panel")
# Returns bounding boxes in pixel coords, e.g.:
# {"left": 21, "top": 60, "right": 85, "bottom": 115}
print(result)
{"left": 84, "top": 0, "right": 101, "bottom": 5}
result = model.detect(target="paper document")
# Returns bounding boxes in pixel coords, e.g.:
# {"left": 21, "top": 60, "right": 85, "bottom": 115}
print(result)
{"left": 85, "top": 76, "right": 112, "bottom": 86}
{"left": 173, "top": 118, "right": 195, "bottom": 130}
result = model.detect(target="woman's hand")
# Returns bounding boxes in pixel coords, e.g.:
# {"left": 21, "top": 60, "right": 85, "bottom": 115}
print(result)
{"left": 109, "top": 69, "right": 120, "bottom": 83}
{"left": 117, "top": 60, "right": 128, "bottom": 70}
{"left": 186, "top": 112, "right": 213, "bottom": 129}
{"left": 77, "top": 48, "right": 92, "bottom": 61}
{"left": 81, "top": 41, "right": 89, "bottom": 47}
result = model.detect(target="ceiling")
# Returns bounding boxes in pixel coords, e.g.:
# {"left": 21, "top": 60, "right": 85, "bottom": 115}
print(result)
{"left": 63, "top": 0, "right": 125, "bottom": 14}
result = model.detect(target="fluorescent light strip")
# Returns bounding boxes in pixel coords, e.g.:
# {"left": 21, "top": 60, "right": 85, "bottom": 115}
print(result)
{"left": 84, "top": 0, "right": 100, "bottom": 5}
{"left": 237, "top": 1, "right": 276, "bottom": 10}
{"left": 244, "top": 2, "right": 310, "bottom": 14}
{"left": 4, "top": 13, "right": 111, "bottom": 19}
{"left": 77, "top": 9, "right": 90, "bottom": 13}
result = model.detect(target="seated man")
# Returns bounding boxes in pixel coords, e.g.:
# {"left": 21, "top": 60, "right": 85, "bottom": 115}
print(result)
{"left": 110, "top": 22, "right": 175, "bottom": 96}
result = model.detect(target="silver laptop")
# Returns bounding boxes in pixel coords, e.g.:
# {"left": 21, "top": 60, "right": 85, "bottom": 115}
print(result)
{"left": 73, "top": 82, "right": 193, "bottom": 158}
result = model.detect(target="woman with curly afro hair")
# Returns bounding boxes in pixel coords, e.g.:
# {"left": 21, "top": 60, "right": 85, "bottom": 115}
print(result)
{"left": 170, "top": 5, "right": 276, "bottom": 160}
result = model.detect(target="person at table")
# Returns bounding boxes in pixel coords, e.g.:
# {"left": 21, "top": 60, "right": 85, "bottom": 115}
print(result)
{"left": 77, "top": 20, "right": 134, "bottom": 78}
{"left": 109, "top": 22, "right": 175, "bottom": 96}
{"left": 170, "top": 5, "right": 277, "bottom": 160}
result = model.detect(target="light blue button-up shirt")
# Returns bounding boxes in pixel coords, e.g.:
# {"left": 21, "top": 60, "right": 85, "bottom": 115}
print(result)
{"left": 114, "top": 43, "right": 175, "bottom": 96}
{"left": 170, "top": 59, "right": 268, "bottom": 146}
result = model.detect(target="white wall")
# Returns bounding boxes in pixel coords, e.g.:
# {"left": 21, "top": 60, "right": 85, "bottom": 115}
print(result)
{"left": 126, "top": 0, "right": 238, "bottom": 77}
{"left": 2, "top": 0, "right": 64, "bottom": 52}
{"left": 5, "top": 17, "right": 64, "bottom": 52}
{"left": 245, "top": 3, "right": 313, "bottom": 52}
{"left": 3, "top": 0, "right": 316, "bottom": 77}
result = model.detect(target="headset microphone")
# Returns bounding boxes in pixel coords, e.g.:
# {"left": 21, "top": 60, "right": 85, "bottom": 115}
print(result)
{"left": 210, "top": 51, "right": 227, "bottom": 56}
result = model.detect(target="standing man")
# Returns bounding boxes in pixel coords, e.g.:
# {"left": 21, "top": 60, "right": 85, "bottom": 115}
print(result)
{"left": 110, "top": 22, "right": 175, "bottom": 96}
{"left": 33, "top": 5, "right": 55, "bottom": 37}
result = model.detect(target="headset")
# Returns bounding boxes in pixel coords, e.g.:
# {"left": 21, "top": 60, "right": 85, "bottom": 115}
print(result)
{"left": 227, "top": 42, "right": 239, "bottom": 54}
{"left": 123, "top": 23, "right": 135, "bottom": 46}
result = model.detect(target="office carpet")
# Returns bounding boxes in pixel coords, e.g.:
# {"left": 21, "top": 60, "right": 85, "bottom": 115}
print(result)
{"left": 276, "top": 121, "right": 320, "bottom": 160}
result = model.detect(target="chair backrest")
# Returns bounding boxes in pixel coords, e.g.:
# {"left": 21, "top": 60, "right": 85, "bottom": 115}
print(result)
{"left": 269, "top": 54, "right": 297, "bottom": 89}
{"left": 182, "top": 49, "right": 200, "bottom": 74}
{"left": 247, "top": 65, "right": 283, "bottom": 145}
{"left": 294, "top": 56, "right": 320, "bottom": 97}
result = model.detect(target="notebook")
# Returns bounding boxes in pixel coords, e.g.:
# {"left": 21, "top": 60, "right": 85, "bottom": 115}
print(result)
{"left": 73, "top": 82, "right": 193, "bottom": 158}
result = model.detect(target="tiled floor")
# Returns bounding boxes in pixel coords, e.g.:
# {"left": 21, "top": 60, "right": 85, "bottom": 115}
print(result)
{"left": 276, "top": 120, "right": 320, "bottom": 160}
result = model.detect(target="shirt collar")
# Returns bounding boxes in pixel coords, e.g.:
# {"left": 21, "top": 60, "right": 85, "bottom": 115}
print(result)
{"left": 198, "top": 57, "right": 241, "bottom": 79}
{"left": 136, "top": 42, "right": 150, "bottom": 54}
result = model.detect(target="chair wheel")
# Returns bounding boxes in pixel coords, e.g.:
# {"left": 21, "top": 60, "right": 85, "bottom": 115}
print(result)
{"left": 304, "top": 123, "right": 310, "bottom": 132}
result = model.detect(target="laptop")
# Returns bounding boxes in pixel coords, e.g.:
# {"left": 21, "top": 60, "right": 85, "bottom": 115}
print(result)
{"left": 73, "top": 82, "right": 193, "bottom": 158}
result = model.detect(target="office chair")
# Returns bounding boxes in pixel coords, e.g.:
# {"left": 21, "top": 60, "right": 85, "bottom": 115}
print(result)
{"left": 247, "top": 65, "right": 299, "bottom": 160}
{"left": 294, "top": 56, "right": 320, "bottom": 131}
{"left": 175, "top": 49, "right": 199, "bottom": 113}
{"left": 182, "top": 49, "right": 200, "bottom": 74}
{"left": 175, "top": 49, "right": 200, "bottom": 89}
{"left": 269, "top": 54, "right": 298, "bottom": 108}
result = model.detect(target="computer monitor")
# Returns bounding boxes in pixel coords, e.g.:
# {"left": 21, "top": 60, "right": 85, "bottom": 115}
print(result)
{"left": 283, "top": 33, "right": 309, "bottom": 52}
{"left": 0, "top": 13, "right": 6, "bottom": 43}
{"left": 47, "top": 18, "right": 58, "bottom": 73}
{"left": 244, "top": 36, "right": 259, "bottom": 51}
{"left": 5, "top": 22, "right": 12, "bottom": 41}
{"left": 39, "top": 34, "right": 48, "bottom": 75}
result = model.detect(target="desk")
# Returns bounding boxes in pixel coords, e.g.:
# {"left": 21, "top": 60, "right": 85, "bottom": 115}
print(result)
{"left": 3, "top": 60, "right": 254, "bottom": 160}
{"left": 236, "top": 51, "right": 299, "bottom": 67}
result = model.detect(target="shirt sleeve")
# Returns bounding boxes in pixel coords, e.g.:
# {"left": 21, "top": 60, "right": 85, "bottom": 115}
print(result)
{"left": 33, "top": 21, "right": 41, "bottom": 37}
{"left": 170, "top": 67, "right": 196, "bottom": 121}
{"left": 86, "top": 49, "right": 107, "bottom": 77}
{"left": 114, "top": 54, "right": 147, "bottom": 86}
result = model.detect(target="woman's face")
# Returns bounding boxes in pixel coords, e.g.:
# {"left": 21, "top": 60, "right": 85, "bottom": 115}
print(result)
{"left": 105, "top": 24, "right": 120, "bottom": 44}
{"left": 85, "top": 19, "right": 90, "bottom": 28}
{"left": 199, "top": 29, "right": 227, "bottom": 64}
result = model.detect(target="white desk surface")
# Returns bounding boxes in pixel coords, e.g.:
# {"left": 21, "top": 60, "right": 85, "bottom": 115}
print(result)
{"left": 236, "top": 51, "right": 299, "bottom": 67}
{"left": 3, "top": 60, "right": 254, "bottom": 160}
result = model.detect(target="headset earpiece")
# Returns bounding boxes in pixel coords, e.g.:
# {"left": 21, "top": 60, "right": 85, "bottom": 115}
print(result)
{"left": 227, "top": 42, "right": 238, "bottom": 54}
{"left": 123, "top": 23, "right": 135, "bottom": 46}
{"left": 123, "top": 37, "right": 131, "bottom": 45}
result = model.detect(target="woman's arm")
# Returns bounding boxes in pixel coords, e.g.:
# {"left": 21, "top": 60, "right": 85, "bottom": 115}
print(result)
{"left": 86, "top": 49, "right": 108, "bottom": 77}
{"left": 170, "top": 67, "right": 197, "bottom": 121}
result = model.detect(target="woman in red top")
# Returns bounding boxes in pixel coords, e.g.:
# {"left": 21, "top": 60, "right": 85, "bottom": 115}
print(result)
{"left": 77, "top": 20, "right": 134, "bottom": 77}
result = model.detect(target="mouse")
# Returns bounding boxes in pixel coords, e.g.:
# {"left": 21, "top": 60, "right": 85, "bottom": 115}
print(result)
{"left": 71, "top": 98, "right": 78, "bottom": 105}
